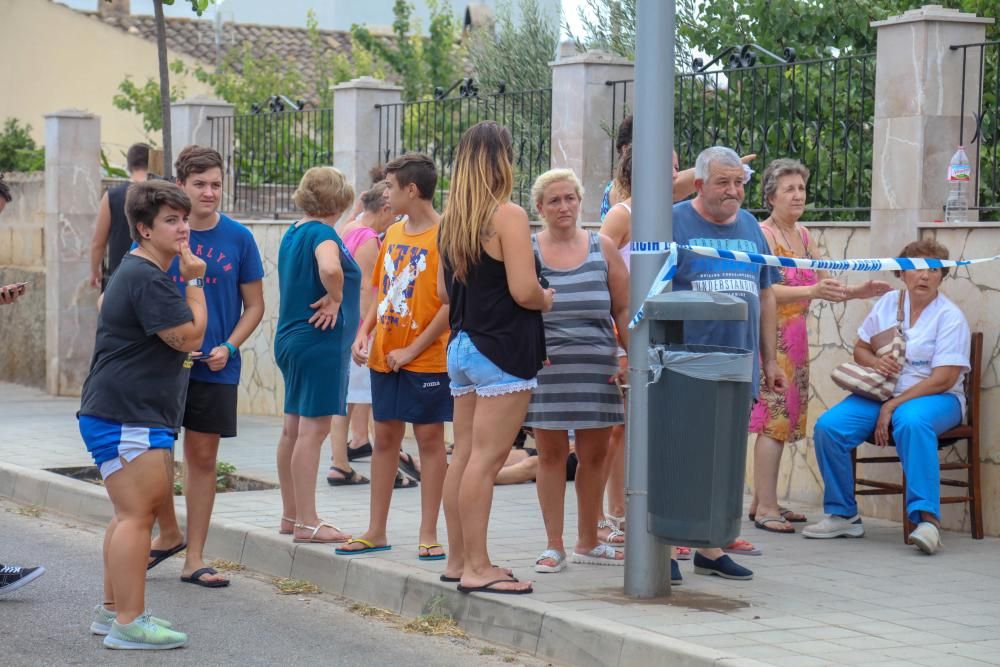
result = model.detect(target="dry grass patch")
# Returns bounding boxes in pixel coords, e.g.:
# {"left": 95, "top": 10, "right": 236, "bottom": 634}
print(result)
{"left": 9, "top": 505, "right": 42, "bottom": 518}
{"left": 273, "top": 578, "right": 320, "bottom": 595}
{"left": 347, "top": 602, "right": 397, "bottom": 621}
{"left": 209, "top": 559, "right": 245, "bottom": 572}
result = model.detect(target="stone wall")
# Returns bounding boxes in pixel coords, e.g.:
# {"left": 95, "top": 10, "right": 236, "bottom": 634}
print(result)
{"left": 747, "top": 222, "right": 1000, "bottom": 537}
{"left": 237, "top": 221, "right": 289, "bottom": 416}
{"left": 0, "top": 173, "right": 47, "bottom": 388}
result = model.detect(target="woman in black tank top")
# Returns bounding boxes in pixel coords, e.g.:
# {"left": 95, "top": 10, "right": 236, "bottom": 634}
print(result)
{"left": 437, "top": 121, "right": 553, "bottom": 595}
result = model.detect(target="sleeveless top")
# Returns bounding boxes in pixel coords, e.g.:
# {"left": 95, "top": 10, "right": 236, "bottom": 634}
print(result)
{"left": 444, "top": 249, "right": 546, "bottom": 381}
{"left": 107, "top": 183, "right": 133, "bottom": 276}
{"left": 342, "top": 225, "right": 379, "bottom": 258}
{"left": 524, "top": 231, "right": 624, "bottom": 429}
{"left": 609, "top": 201, "right": 632, "bottom": 268}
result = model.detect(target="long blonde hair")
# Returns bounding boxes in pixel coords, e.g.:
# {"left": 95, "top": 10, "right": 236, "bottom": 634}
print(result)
{"left": 439, "top": 121, "right": 514, "bottom": 282}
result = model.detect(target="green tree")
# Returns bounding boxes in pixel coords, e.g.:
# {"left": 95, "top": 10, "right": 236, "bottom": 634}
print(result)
{"left": 350, "top": 0, "right": 462, "bottom": 100}
{"left": 467, "top": 0, "right": 559, "bottom": 92}
{"left": 112, "top": 59, "right": 188, "bottom": 142}
{"left": 0, "top": 119, "right": 45, "bottom": 173}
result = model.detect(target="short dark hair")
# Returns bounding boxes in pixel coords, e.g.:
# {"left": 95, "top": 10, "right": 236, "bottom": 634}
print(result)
{"left": 125, "top": 180, "right": 191, "bottom": 242}
{"left": 896, "top": 239, "right": 952, "bottom": 278}
{"left": 0, "top": 174, "right": 11, "bottom": 203}
{"left": 385, "top": 153, "right": 436, "bottom": 200}
{"left": 615, "top": 115, "right": 633, "bottom": 155}
{"left": 174, "top": 145, "right": 224, "bottom": 183}
{"left": 126, "top": 143, "right": 150, "bottom": 172}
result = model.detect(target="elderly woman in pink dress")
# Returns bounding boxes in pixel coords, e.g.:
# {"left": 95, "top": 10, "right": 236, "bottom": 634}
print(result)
{"left": 748, "top": 158, "right": 891, "bottom": 534}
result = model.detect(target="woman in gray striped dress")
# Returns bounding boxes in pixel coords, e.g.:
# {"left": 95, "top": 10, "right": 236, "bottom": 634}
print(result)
{"left": 525, "top": 169, "right": 632, "bottom": 572}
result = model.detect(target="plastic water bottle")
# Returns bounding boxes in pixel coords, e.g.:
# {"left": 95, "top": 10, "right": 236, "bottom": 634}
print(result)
{"left": 945, "top": 146, "right": 971, "bottom": 224}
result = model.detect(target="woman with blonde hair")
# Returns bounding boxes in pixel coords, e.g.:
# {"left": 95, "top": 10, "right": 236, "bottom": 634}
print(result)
{"left": 274, "top": 166, "right": 360, "bottom": 544}
{"left": 527, "top": 168, "right": 630, "bottom": 573}
{"left": 438, "top": 120, "right": 554, "bottom": 594}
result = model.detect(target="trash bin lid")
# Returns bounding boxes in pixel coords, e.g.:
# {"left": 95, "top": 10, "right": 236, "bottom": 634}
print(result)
{"left": 643, "top": 291, "right": 748, "bottom": 322}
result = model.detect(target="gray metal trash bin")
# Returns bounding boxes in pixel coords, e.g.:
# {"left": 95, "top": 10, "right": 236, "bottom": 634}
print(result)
{"left": 643, "top": 292, "right": 753, "bottom": 548}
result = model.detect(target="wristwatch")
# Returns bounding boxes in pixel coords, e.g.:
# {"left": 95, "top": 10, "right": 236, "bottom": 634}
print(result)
{"left": 187, "top": 277, "right": 205, "bottom": 288}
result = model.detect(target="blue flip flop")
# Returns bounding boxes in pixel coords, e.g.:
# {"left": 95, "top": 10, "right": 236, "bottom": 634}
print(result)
{"left": 335, "top": 539, "right": 392, "bottom": 556}
{"left": 418, "top": 543, "right": 446, "bottom": 561}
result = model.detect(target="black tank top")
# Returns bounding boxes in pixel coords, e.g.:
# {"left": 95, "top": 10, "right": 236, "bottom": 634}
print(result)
{"left": 444, "top": 249, "right": 546, "bottom": 381}
{"left": 107, "top": 183, "right": 133, "bottom": 276}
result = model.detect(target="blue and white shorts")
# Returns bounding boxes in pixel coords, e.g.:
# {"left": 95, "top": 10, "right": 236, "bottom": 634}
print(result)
{"left": 78, "top": 415, "right": 176, "bottom": 480}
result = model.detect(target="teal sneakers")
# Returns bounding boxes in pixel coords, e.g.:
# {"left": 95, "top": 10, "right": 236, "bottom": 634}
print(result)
{"left": 102, "top": 613, "right": 187, "bottom": 650}
{"left": 90, "top": 605, "right": 173, "bottom": 636}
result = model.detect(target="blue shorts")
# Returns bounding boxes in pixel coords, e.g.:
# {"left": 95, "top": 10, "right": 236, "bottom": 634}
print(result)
{"left": 447, "top": 331, "right": 537, "bottom": 398}
{"left": 370, "top": 369, "right": 453, "bottom": 424}
{"left": 78, "top": 415, "right": 176, "bottom": 480}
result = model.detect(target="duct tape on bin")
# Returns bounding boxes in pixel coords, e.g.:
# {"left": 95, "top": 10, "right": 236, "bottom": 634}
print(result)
{"left": 648, "top": 344, "right": 753, "bottom": 385}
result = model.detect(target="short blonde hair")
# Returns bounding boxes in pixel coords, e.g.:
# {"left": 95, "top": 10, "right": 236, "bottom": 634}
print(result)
{"left": 531, "top": 169, "right": 584, "bottom": 214}
{"left": 293, "top": 166, "right": 354, "bottom": 218}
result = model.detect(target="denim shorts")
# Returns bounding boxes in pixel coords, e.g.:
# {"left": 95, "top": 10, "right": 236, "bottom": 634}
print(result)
{"left": 447, "top": 331, "right": 537, "bottom": 398}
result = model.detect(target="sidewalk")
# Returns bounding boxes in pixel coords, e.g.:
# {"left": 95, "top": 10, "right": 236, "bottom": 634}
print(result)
{"left": 2, "top": 382, "right": 998, "bottom": 667}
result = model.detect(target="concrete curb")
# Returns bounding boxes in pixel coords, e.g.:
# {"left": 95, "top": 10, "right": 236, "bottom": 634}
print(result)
{"left": 2, "top": 463, "right": 768, "bottom": 667}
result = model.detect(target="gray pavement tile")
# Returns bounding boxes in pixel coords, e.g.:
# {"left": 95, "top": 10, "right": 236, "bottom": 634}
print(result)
{"left": 727, "top": 643, "right": 803, "bottom": 661}
{"left": 767, "top": 657, "right": 835, "bottom": 667}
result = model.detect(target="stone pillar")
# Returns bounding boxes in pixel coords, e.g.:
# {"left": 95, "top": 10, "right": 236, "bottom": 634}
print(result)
{"left": 550, "top": 51, "right": 634, "bottom": 223}
{"left": 44, "top": 109, "right": 101, "bottom": 396}
{"left": 870, "top": 5, "right": 993, "bottom": 255}
{"left": 170, "top": 96, "right": 235, "bottom": 153}
{"left": 332, "top": 77, "right": 403, "bottom": 198}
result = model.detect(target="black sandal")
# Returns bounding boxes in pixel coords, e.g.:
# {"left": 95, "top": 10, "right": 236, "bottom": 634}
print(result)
{"left": 394, "top": 471, "right": 418, "bottom": 489}
{"left": 347, "top": 440, "right": 373, "bottom": 461}
{"left": 398, "top": 451, "right": 421, "bottom": 481}
{"left": 327, "top": 466, "right": 370, "bottom": 486}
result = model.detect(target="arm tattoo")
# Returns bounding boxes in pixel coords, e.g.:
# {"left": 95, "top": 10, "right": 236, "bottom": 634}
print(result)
{"left": 162, "top": 331, "right": 185, "bottom": 351}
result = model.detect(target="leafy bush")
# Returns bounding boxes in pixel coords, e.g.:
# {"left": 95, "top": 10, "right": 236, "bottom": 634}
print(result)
{"left": 0, "top": 119, "right": 45, "bottom": 173}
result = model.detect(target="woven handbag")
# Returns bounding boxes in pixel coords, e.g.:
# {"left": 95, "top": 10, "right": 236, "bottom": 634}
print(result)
{"left": 830, "top": 289, "right": 906, "bottom": 402}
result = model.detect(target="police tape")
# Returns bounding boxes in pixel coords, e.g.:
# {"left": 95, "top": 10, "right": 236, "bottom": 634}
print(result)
{"left": 627, "top": 241, "right": 1000, "bottom": 329}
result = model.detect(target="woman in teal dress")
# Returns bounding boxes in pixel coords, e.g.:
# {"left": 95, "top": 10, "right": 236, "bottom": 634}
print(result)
{"left": 275, "top": 166, "right": 361, "bottom": 544}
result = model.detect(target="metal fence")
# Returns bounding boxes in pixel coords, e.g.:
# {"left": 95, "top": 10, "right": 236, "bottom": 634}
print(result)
{"left": 375, "top": 81, "right": 552, "bottom": 211}
{"left": 951, "top": 40, "right": 1000, "bottom": 221}
{"left": 209, "top": 108, "right": 334, "bottom": 218}
{"left": 606, "top": 50, "right": 877, "bottom": 221}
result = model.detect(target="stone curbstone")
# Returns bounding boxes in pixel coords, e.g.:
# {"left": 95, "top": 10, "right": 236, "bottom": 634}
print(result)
{"left": 399, "top": 572, "right": 470, "bottom": 621}
{"left": 460, "top": 586, "right": 546, "bottom": 654}
{"left": 289, "top": 543, "right": 349, "bottom": 595}
{"left": 10, "top": 467, "right": 51, "bottom": 507}
{"left": 202, "top": 520, "right": 250, "bottom": 565}
{"left": 536, "top": 609, "right": 626, "bottom": 667}
{"left": 241, "top": 527, "right": 296, "bottom": 578}
{"left": 342, "top": 556, "right": 410, "bottom": 613}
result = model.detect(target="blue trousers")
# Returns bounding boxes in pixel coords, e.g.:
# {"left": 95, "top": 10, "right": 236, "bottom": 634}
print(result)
{"left": 814, "top": 394, "right": 961, "bottom": 524}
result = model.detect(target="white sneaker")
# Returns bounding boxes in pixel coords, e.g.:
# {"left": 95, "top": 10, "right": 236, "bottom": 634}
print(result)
{"left": 802, "top": 514, "right": 865, "bottom": 539}
{"left": 909, "top": 522, "right": 941, "bottom": 555}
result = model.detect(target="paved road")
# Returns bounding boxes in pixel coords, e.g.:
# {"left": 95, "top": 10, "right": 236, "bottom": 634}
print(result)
{"left": 0, "top": 500, "right": 550, "bottom": 667}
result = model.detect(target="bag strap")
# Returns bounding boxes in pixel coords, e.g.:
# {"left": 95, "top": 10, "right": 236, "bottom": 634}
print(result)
{"left": 895, "top": 289, "right": 906, "bottom": 326}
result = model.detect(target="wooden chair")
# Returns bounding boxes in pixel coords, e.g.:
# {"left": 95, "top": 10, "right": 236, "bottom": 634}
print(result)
{"left": 851, "top": 332, "right": 984, "bottom": 543}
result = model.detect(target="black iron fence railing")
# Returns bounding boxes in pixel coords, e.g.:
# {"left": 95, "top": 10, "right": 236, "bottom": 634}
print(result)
{"left": 950, "top": 40, "right": 1000, "bottom": 221}
{"left": 209, "top": 108, "right": 334, "bottom": 218}
{"left": 375, "top": 83, "right": 552, "bottom": 211}
{"left": 606, "top": 52, "right": 876, "bottom": 221}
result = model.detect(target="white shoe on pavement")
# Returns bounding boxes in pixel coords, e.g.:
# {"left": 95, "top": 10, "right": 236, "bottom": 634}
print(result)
{"left": 909, "top": 522, "right": 941, "bottom": 555}
{"left": 802, "top": 514, "right": 865, "bottom": 539}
